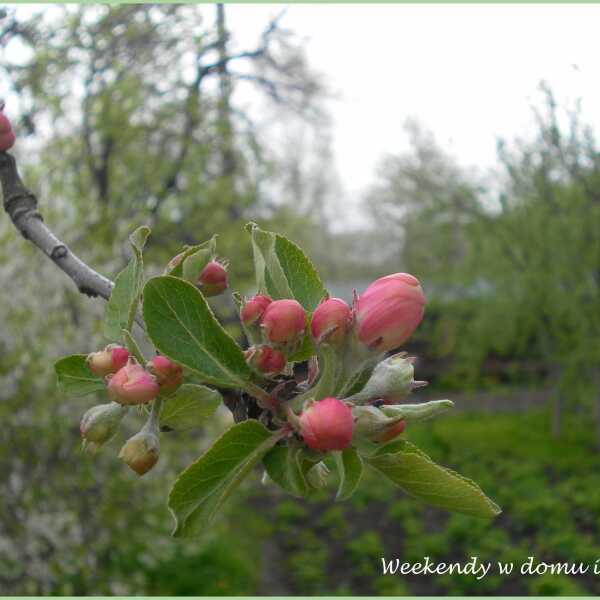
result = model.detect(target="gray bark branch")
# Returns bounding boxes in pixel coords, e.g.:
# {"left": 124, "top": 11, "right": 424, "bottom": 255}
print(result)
{"left": 0, "top": 151, "right": 114, "bottom": 300}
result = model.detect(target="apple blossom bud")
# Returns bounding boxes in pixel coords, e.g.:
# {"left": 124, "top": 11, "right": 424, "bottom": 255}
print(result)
{"left": 240, "top": 294, "right": 272, "bottom": 327}
{"left": 87, "top": 344, "right": 130, "bottom": 377}
{"left": 311, "top": 297, "right": 352, "bottom": 344}
{"left": 80, "top": 402, "right": 127, "bottom": 454}
{"left": 345, "top": 353, "right": 426, "bottom": 405}
{"left": 299, "top": 397, "right": 353, "bottom": 452}
{"left": 261, "top": 299, "right": 306, "bottom": 344}
{"left": 119, "top": 429, "right": 159, "bottom": 476}
{"left": 0, "top": 111, "right": 15, "bottom": 152}
{"left": 356, "top": 273, "right": 426, "bottom": 351}
{"left": 197, "top": 260, "right": 228, "bottom": 297}
{"left": 147, "top": 355, "right": 183, "bottom": 394}
{"left": 107, "top": 363, "right": 160, "bottom": 405}
{"left": 351, "top": 405, "right": 405, "bottom": 442}
{"left": 245, "top": 345, "right": 286, "bottom": 376}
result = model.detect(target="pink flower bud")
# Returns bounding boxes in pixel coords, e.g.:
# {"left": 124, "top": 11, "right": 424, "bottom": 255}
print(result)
{"left": 0, "top": 112, "right": 15, "bottom": 152}
{"left": 245, "top": 345, "right": 286, "bottom": 376}
{"left": 299, "top": 397, "right": 353, "bottom": 452}
{"left": 107, "top": 363, "right": 160, "bottom": 405}
{"left": 87, "top": 344, "right": 130, "bottom": 377}
{"left": 197, "top": 260, "right": 228, "bottom": 297}
{"left": 356, "top": 273, "right": 426, "bottom": 351}
{"left": 311, "top": 297, "right": 352, "bottom": 344}
{"left": 147, "top": 355, "right": 183, "bottom": 394}
{"left": 240, "top": 294, "right": 272, "bottom": 327}
{"left": 119, "top": 429, "right": 159, "bottom": 476}
{"left": 261, "top": 299, "right": 306, "bottom": 344}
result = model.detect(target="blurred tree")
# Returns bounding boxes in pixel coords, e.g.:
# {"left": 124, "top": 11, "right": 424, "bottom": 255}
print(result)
{"left": 0, "top": 4, "right": 327, "bottom": 278}
{"left": 367, "top": 86, "right": 600, "bottom": 443}
{"left": 0, "top": 5, "right": 334, "bottom": 592}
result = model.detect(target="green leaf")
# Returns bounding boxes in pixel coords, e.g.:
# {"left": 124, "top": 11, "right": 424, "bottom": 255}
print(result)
{"left": 104, "top": 226, "right": 150, "bottom": 339}
{"left": 366, "top": 440, "right": 501, "bottom": 518}
{"left": 246, "top": 222, "right": 327, "bottom": 311}
{"left": 337, "top": 358, "right": 378, "bottom": 398}
{"left": 55, "top": 354, "right": 105, "bottom": 397}
{"left": 168, "top": 420, "right": 281, "bottom": 537}
{"left": 263, "top": 445, "right": 317, "bottom": 497}
{"left": 380, "top": 400, "right": 455, "bottom": 423}
{"left": 334, "top": 447, "right": 363, "bottom": 501}
{"left": 287, "top": 330, "right": 316, "bottom": 363}
{"left": 312, "top": 344, "right": 340, "bottom": 400}
{"left": 142, "top": 276, "right": 252, "bottom": 389}
{"left": 130, "top": 225, "right": 151, "bottom": 254}
{"left": 166, "top": 237, "right": 216, "bottom": 278}
{"left": 160, "top": 384, "right": 221, "bottom": 431}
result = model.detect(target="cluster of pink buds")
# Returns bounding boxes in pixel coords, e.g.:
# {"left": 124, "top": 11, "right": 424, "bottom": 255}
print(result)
{"left": 240, "top": 294, "right": 308, "bottom": 377}
{"left": 0, "top": 107, "right": 16, "bottom": 152}
{"left": 103, "top": 354, "right": 183, "bottom": 405}
{"left": 82, "top": 345, "right": 184, "bottom": 475}
{"left": 237, "top": 272, "right": 425, "bottom": 453}
{"left": 305, "top": 272, "right": 426, "bottom": 354}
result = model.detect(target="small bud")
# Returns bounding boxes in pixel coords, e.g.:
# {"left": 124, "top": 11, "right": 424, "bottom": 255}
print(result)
{"left": 80, "top": 402, "right": 127, "bottom": 453}
{"left": 240, "top": 294, "right": 272, "bottom": 327}
{"left": 375, "top": 419, "right": 406, "bottom": 443}
{"left": 311, "top": 297, "right": 352, "bottom": 344}
{"left": 87, "top": 344, "right": 130, "bottom": 377}
{"left": 355, "top": 273, "right": 426, "bottom": 351}
{"left": 197, "top": 260, "right": 228, "bottom": 297}
{"left": 245, "top": 345, "right": 286, "bottom": 376}
{"left": 119, "top": 429, "right": 159, "bottom": 476}
{"left": 345, "top": 353, "right": 425, "bottom": 404}
{"left": 147, "top": 355, "right": 183, "bottom": 394}
{"left": 0, "top": 111, "right": 15, "bottom": 152}
{"left": 351, "top": 405, "right": 405, "bottom": 442}
{"left": 107, "top": 363, "right": 160, "bottom": 405}
{"left": 299, "top": 397, "right": 353, "bottom": 452}
{"left": 261, "top": 299, "right": 306, "bottom": 344}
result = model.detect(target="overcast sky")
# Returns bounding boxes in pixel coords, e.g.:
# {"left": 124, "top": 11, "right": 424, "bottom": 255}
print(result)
{"left": 228, "top": 4, "right": 600, "bottom": 224}
{"left": 6, "top": 4, "right": 600, "bottom": 229}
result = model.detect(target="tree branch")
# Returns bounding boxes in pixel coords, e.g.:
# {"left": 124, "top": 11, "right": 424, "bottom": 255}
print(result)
{"left": 0, "top": 151, "right": 114, "bottom": 300}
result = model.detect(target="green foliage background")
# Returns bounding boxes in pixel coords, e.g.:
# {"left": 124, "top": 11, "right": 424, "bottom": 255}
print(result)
{"left": 2, "top": 5, "right": 600, "bottom": 596}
